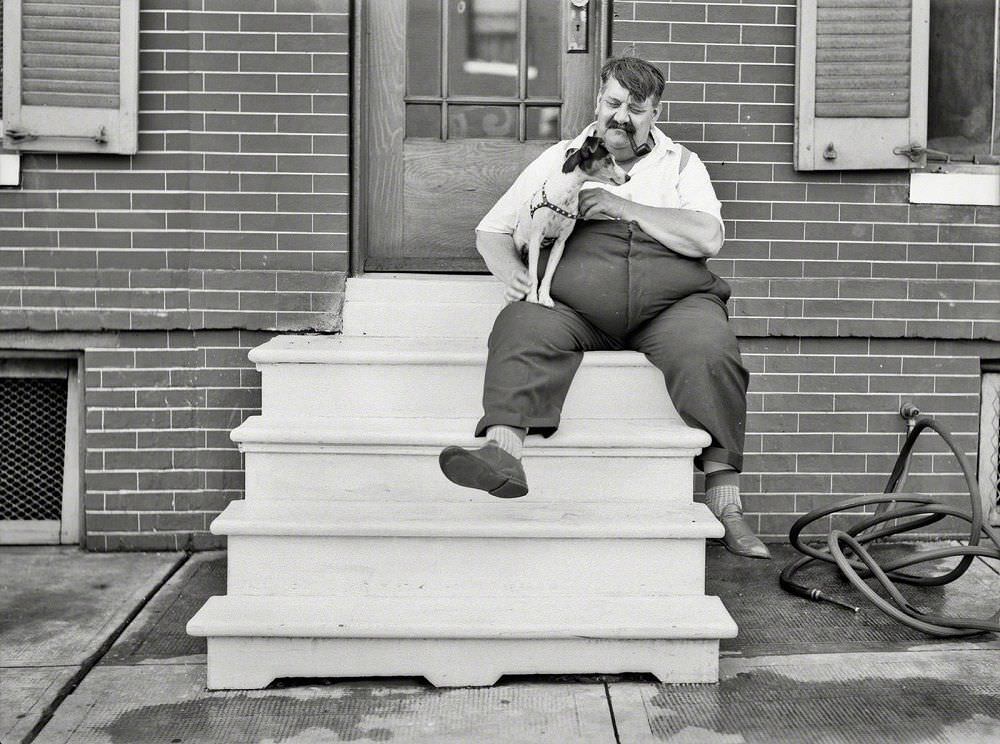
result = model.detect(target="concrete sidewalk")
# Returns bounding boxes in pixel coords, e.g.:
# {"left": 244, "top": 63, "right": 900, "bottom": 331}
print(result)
{"left": 0, "top": 548, "right": 183, "bottom": 744}
{"left": 3, "top": 545, "right": 999, "bottom": 743}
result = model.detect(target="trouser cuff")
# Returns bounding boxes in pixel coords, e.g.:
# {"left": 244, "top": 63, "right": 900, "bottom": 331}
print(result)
{"left": 475, "top": 415, "right": 560, "bottom": 439}
{"left": 696, "top": 446, "right": 742, "bottom": 474}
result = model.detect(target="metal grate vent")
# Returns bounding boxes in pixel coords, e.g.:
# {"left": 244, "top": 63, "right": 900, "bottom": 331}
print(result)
{"left": 981, "top": 372, "right": 1000, "bottom": 523}
{"left": 0, "top": 377, "right": 67, "bottom": 520}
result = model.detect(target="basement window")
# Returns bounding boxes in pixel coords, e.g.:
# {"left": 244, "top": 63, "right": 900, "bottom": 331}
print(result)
{"left": 0, "top": 356, "right": 82, "bottom": 544}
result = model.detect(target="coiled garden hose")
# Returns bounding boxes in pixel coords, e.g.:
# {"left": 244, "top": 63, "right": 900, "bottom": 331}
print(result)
{"left": 780, "top": 415, "right": 1000, "bottom": 637}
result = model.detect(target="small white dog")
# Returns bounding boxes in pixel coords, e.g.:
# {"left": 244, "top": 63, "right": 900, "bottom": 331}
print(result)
{"left": 514, "top": 135, "right": 630, "bottom": 307}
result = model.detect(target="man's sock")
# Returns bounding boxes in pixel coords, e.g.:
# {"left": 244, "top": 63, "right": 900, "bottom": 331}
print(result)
{"left": 486, "top": 425, "right": 526, "bottom": 459}
{"left": 704, "top": 467, "right": 741, "bottom": 518}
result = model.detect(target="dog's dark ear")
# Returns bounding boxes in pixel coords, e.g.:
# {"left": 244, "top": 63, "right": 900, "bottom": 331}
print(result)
{"left": 581, "top": 135, "right": 603, "bottom": 155}
{"left": 590, "top": 140, "right": 609, "bottom": 160}
{"left": 562, "top": 147, "right": 585, "bottom": 173}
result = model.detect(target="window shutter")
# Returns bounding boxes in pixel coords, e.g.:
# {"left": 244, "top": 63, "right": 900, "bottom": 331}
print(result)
{"left": 2, "top": 0, "right": 138, "bottom": 155}
{"left": 795, "top": 0, "right": 929, "bottom": 170}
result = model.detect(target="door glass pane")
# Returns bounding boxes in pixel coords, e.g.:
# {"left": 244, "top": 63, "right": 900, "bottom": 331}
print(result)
{"left": 526, "top": 106, "right": 560, "bottom": 139}
{"left": 448, "top": 0, "right": 519, "bottom": 97}
{"left": 407, "top": 0, "right": 442, "bottom": 96}
{"left": 406, "top": 104, "right": 441, "bottom": 138}
{"left": 527, "top": 0, "right": 560, "bottom": 98}
{"left": 448, "top": 105, "right": 518, "bottom": 138}
{"left": 927, "top": 0, "right": 997, "bottom": 159}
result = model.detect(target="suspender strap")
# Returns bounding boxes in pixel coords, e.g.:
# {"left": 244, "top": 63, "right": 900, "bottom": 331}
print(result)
{"left": 678, "top": 144, "right": 692, "bottom": 174}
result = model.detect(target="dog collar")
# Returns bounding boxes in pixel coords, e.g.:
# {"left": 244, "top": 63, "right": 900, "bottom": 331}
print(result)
{"left": 530, "top": 183, "right": 578, "bottom": 221}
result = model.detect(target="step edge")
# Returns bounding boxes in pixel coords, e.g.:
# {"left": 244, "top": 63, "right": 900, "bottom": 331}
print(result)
{"left": 187, "top": 595, "right": 738, "bottom": 639}
{"left": 251, "top": 343, "right": 657, "bottom": 368}
{"left": 231, "top": 417, "right": 712, "bottom": 451}
{"left": 213, "top": 500, "right": 724, "bottom": 539}
{"left": 213, "top": 520, "right": 723, "bottom": 539}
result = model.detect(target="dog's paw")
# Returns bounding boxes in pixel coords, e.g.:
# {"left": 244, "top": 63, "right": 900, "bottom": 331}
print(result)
{"left": 538, "top": 293, "right": 555, "bottom": 308}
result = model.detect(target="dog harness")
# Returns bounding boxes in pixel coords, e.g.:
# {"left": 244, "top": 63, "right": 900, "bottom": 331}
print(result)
{"left": 529, "top": 183, "right": 578, "bottom": 220}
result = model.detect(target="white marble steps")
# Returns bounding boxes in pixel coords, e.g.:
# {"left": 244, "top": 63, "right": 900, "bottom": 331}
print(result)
{"left": 233, "top": 415, "right": 711, "bottom": 503}
{"left": 191, "top": 273, "right": 735, "bottom": 689}
{"left": 186, "top": 594, "right": 738, "bottom": 689}
{"left": 252, "top": 334, "right": 681, "bottom": 421}
{"left": 214, "top": 499, "right": 722, "bottom": 598}
{"left": 342, "top": 274, "right": 505, "bottom": 338}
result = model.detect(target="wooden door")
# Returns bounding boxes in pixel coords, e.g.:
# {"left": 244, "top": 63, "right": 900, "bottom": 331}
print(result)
{"left": 360, "top": 0, "right": 608, "bottom": 272}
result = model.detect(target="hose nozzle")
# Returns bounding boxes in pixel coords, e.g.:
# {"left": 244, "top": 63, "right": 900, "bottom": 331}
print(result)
{"left": 808, "top": 588, "right": 861, "bottom": 613}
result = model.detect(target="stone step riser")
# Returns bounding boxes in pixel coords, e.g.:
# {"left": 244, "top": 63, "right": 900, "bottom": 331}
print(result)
{"left": 343, "top": 301, "right": 503, "bottom": 338}
{"left": 259, "top": 363, "right": 676, "bottom": 420}
{"left": 204, "top": 636, "right": 720, "bottom": 689}
{"left": 224, "top": 535, "right": 707, "bottom": 598}
{"left": 345, "top": 277, "right": 507, "bottom": 304}
{"left": 242, "top": 450, "right": 696, "bottom": 503}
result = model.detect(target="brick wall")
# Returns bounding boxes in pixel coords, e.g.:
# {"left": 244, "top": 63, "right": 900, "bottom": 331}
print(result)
{"left": 1, "top": 0, "right": 997, "bottom": 549}
{"left": 2, "top": 0, "right": 349, "bottom": 333}
{"left": 613, "top": 0, "right": 999, "bottom": 538}
{"left": 1, "top": 1, "right": 351, "bottom": 549}
{"left": 737, "top": 337, "right": 989, "bottom": 539}
{"left": 82, "top": 330, "right": 270, "bottom": 550}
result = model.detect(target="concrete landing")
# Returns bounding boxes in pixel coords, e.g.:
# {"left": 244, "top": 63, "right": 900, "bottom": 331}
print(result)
{"left": 0, "top": 548, "right": 182, "bottom": 744}
{"left": 34, "top": 666, "right": 618, "bottom": 744}
{"left": 711, "top": 541, "right": 1000, "bottom": 657}
{"left": 611, "top": 649, "right": 1000, "bottom": 743}
{"left": 8, "top": 545, "right": 1000, "bottom": 743}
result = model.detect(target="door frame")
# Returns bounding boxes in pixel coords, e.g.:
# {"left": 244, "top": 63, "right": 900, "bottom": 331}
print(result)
{"left": 350, "top": 0, "right": 613, "bottom": 276}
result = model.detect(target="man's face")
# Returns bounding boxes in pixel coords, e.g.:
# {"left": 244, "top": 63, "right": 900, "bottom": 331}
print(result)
{"left": 595, "top": 76, "right": 660, "bottom": 157}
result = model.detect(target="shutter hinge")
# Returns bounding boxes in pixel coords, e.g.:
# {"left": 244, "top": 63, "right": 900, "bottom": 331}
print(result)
{"left": 4, "top": 127, "right": 108, "bottom": 145}
{"left": 893, "top": 143, "right": 950, "bottom": 162}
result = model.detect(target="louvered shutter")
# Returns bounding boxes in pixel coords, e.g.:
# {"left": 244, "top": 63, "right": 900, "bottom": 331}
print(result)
{"left": 2, "top": 0, "right": 138, "bottom": 154}
{"left": 795, "top": 0, "right": 929, "bottom": 170}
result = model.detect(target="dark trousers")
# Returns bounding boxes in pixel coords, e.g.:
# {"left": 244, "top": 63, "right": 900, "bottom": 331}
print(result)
{"left": 474, "top": 220, "right": 749, "bottom": 472}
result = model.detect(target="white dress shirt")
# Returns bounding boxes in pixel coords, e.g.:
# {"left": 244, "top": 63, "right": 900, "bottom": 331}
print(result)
{"left": 476, "top": 122, "right": 724, "bottom": 237}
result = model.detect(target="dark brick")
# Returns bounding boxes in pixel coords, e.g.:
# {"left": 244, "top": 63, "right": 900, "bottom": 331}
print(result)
{"left": 741, "top": 64, "right": 794, "bottom": 85}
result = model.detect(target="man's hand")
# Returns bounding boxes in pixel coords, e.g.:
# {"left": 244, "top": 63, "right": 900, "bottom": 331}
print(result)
{"left": 578, "top": 188, "right": 630, "bottom": 221}
{"left": 504, "top": 267, "right": 533, "bottom": 303}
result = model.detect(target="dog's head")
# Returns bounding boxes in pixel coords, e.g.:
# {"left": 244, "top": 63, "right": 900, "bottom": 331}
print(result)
{"left": 561, "top": 135, "right": 629, "bottom": 185}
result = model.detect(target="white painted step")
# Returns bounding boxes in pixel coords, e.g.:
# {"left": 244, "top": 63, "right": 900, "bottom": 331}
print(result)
{"left": 187, "top": 594, "right": 738, "bottom": 688}
{"left": 252, "top": 335, "right": 680, "bottom": 422}
{"left": 342, "top": 274, "right": 505, "bottom": 338}
{"left": 214, "top": 499, "right": 721, "bottom": 597}
{"left": 233, "top": 416, "right": 710, "bottom": 503}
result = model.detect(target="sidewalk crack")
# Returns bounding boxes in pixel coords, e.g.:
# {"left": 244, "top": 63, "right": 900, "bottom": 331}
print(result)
{"left": 604, "top": 682, "right": 622, "bottom": 744}
{"left": 21, "top": 552, "right": 191, "bottom": 744}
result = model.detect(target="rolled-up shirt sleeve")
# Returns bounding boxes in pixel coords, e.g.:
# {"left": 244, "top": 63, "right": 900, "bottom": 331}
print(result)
{"left": 676, "top": 151, "right": 725, "bottom": 237}
{"left": 476, "top": 143, "right": 567, "bottom": 235}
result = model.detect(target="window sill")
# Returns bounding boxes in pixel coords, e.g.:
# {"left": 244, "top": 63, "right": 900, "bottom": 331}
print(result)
{"left": 909, "top": 164, "right": 1000, "bottom": 206}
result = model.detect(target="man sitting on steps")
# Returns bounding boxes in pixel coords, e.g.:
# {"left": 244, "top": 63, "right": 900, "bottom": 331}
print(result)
{"left": 438, "top": 56, "right": 768, "bottom": 560}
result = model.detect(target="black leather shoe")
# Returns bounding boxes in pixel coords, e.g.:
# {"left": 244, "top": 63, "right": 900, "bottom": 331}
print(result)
{"left": 439, "top": 441, "right": 529, "bottom": 499}
{"left": 718, "top": 504, "right": 770, "bottom": 559}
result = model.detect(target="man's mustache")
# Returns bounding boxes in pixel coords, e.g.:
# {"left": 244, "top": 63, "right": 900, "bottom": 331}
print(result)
{"left": 606, "top": 121, "right": 637, "bottom": 134}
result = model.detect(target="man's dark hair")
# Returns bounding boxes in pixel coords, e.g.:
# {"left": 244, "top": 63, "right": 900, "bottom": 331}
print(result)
{"left": 599, "top": 56, "right": 665, "bottom": 105}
